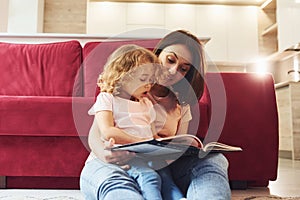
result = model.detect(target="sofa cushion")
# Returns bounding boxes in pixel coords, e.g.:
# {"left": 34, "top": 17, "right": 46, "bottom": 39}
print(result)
{"left": 188, "top": 84, "right": 211, "bottom": 139}
{"left": 0, "top": 40, "right": 83, "bottom": 96}
{"left": 0, "top": 96, "right": 93, "bottom": 137}
{"left": 83, "top": 39, "right": 160, "bottom": 97}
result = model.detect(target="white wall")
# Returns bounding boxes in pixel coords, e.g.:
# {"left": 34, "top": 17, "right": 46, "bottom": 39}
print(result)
{"left": 2, "top": 1, "right": 259, "bottom": 63}
{"left": 277, "top": 0, "right": 300, "bottom": 52}
{"left": 7, "top": 0, "right": 44, "bottom": 33}
{"left": 87, "top": 2, "right": 259, "bottom": 63}
{"left": 0, "top": 0, "right": 9, "bottom": 32}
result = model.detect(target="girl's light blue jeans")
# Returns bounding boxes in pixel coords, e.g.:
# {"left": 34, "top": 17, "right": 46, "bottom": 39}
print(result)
{"left": 80, "top": 153, "right": 231, "bottom": 200}
{"left": 158, "top": 166, "right": 185, "bottom": 200}
{"left": 126, "top": 158, "right": 162, "bottom": 200}
{"left": 80, "top": 158, "right": 144, "bottom": 200}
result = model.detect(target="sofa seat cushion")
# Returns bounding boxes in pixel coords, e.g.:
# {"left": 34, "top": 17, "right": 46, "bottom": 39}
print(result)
{"left": 83, "top": 39, "right": 160, "bottom": 97}
{"left": 0, "top": 96, "right": 93, "bottom": 137}
{"left": 0, "top": 40, "right": 83, "bottom": 96}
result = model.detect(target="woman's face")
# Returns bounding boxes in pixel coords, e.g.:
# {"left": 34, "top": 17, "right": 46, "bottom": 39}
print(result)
{"left": 158, "top": 44, "right": 192, "bottom": 86}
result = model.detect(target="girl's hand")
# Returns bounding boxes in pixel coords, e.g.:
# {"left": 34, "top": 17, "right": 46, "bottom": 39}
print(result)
{"left": 103, "top": 138, "right": 136, "bottom": 170}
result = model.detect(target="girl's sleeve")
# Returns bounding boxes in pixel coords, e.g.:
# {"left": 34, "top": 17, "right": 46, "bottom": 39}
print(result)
{"left": 88, "top": 93, "right": 113, "bottom": 115}
{"left": 143, "top": 97, "right": 157, "bottom": 123}
{"left": 149, "top": 101, "right": 157, "bottom": 124}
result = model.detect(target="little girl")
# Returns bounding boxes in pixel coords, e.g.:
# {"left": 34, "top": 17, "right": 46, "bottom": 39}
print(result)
{"left": 88, "top": 44, "right": 163, "bottom": 200}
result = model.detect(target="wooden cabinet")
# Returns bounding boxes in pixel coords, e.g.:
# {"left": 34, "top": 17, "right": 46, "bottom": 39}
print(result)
{"left": 261, "top": 0, "right": 277, "bottom": 35}
{"left": 261, "top": 0, "right": 300, "bottom": 59}
{"left": 259, "top": 0, "right": 278, "bottom": 56}
{"left": 276, "top": 81, "right": 300, "bottom": 160}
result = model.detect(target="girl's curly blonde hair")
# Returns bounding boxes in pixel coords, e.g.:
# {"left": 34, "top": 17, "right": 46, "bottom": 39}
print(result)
{"left": 97, "top": 44, "right": 161, "bottom": 95}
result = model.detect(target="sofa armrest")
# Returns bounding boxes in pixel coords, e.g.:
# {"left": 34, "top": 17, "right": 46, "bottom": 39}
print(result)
{"left": 200, "top": 73, "right": 279, "bottom": 185}
{"left": 0, "top": 96, "right": 94, "bottom": 137}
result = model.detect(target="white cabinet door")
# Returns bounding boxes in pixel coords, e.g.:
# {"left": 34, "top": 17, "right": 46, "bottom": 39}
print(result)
{"left": 277, "top": 0, "right": 300, "bottom": 52}
{"left": 197, "top": 5, "right": 258, "bottom": 63}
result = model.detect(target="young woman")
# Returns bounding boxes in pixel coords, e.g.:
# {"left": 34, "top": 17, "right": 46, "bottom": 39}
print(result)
{"left": 80, "top": 30, "right": 231, "bottom": 200}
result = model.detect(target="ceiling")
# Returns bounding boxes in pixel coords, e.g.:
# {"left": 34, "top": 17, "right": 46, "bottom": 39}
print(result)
{"left": 90, "top": 0, "right": 267, "bottom": 6}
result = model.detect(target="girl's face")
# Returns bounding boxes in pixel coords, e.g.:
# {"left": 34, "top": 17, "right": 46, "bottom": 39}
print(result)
{"left": 158, "top": 44, "right": 192, "bottom": 86}
{"left": 121, "top": 64, "right": 156, "bottom": 100}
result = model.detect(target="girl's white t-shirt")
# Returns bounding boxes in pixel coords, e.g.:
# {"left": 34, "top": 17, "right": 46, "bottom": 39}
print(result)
{"left": 86, "top": 92, "right": 192, "bottom": 163}
{"left": 88, "top": 92, "right": 156, "bottom": 139}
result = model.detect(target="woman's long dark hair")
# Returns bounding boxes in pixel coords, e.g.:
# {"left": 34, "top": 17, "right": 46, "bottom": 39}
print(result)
{"left": 153, "top": 30, "right": 206, "bottom": 105}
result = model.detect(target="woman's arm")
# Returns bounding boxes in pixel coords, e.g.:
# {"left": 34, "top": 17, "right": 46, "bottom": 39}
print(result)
{"left": 176, "top": 120, "right": 189, "bottom": 135}
{"left": 176, "top": 104, "right": 192, "bottom": 135}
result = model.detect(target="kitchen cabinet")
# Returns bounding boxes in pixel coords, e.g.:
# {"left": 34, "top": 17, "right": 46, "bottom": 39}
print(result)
{"left": 259, "top": 0, "right": 278, "bottom": 56}
{"left": 276, "top": 81, "right": 300, "bottom": 160}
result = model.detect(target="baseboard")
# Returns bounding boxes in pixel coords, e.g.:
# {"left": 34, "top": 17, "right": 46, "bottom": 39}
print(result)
{"left": 279, "top": 150, "right": 292, "bottom": 159}
{"left": 6, "top": 176, "right": 79, "bottom": 189}
{"left": 230, "top": 180, "right": 247, "bottom": 190}
{"left": 0, "top": 176, "right": 6, "bottom": 188}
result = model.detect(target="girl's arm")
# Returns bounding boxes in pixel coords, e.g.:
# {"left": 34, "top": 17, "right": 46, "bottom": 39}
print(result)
{"left": 88, "top": 118, "right": 108, "bottom": 159}
{"left": 95, "top": 110, "right": 152, "bottom": 144}
{"left": 88, "top": 118, "right": 135, "bottom": 168}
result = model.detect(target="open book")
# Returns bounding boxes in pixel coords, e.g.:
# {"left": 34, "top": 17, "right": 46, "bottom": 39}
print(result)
{"left": 109, "top": 134, "right": 242, "bottom": 158}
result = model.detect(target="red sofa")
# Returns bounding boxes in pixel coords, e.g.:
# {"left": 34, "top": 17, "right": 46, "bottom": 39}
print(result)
{"left": 0, "top": 39, "right": 278, "bottom": 189}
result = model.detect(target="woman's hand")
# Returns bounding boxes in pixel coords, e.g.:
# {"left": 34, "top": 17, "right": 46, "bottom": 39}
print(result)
{"left": 102, "top": 138, "right": 136, "bottom": 170}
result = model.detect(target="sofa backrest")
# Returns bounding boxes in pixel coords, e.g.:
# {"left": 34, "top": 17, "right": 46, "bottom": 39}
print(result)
{"left": 0, "top": 40, "right": 83, "bottom": 96}
{"left": 205, "top": 72, "right": 278, "bottom": 138}
{"left": 83, "top": 39, "right": 161, "bottom": 97}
